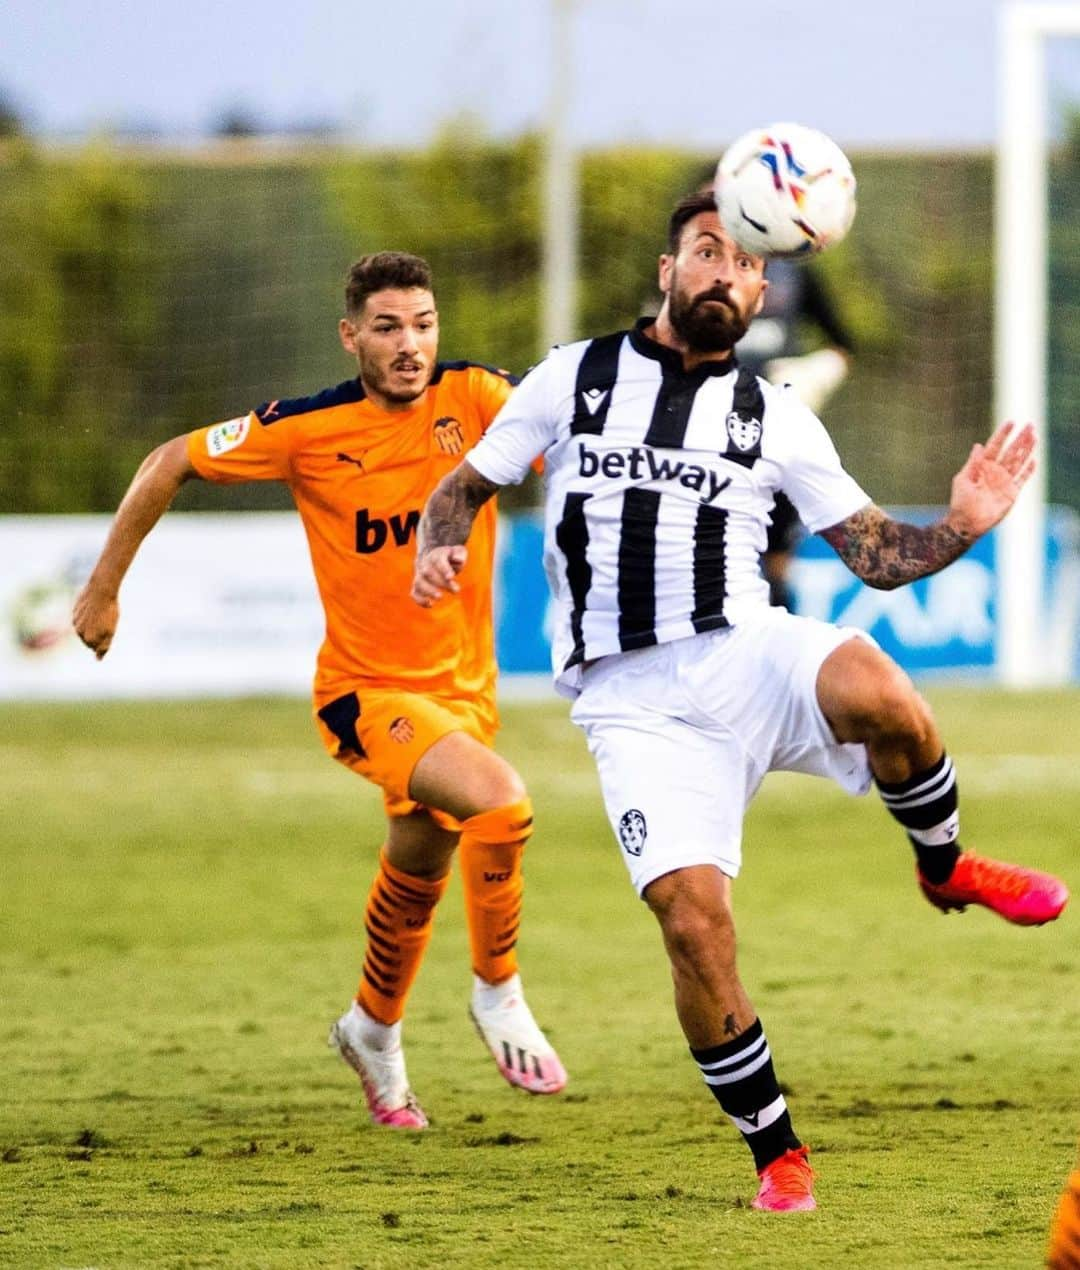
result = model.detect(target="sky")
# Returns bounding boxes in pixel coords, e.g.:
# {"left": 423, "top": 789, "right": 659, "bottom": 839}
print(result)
{"left": 3, "top": 0, "right": 1080, "bottom": 150}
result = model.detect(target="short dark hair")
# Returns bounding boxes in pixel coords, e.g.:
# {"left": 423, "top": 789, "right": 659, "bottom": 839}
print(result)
{"left": 667, "top": 189, "right": 718, "bottom": 254}
{"left": 344, "top": 251, "right": 434, "bottom": 316}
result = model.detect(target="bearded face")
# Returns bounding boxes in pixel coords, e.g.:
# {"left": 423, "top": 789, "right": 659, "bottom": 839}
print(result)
{"left": 666, "top": 266, "right": 754, "bottom": 352}
{"left": 339, "top": 288, "right": 438, "bottom": 411}
{"left": 656, "top": 213, "right": 767, "bottom": 358}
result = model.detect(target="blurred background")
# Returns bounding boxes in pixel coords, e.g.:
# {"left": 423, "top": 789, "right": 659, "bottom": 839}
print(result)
{"left": 1, "top": 0, "right": 1079, "bottom": 693}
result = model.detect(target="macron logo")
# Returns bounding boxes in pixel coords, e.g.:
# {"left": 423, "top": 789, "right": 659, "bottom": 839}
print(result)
{"left": 582, "top": 387, "right": 609, "bottom": 415}
{"left": 577, "top": 442, "right": 732, "bottom": 504}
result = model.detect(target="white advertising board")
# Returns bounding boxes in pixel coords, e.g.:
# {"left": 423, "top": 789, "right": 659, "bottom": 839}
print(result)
{"left": 0, "top": 514, "right": 323, "bottom": 699}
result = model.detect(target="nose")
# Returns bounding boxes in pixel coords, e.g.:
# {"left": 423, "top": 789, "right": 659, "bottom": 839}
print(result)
{"left": 712, "top": 252, "right": 738, "bottom": 284}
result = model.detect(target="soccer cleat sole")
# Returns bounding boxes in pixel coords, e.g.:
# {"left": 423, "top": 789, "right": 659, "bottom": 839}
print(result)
{"left": 752, "top": 1192, "right": 818, "bottom": 1213}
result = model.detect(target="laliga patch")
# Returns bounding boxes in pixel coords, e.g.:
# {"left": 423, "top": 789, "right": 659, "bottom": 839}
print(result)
{"left": 618, "top": 809, "right": 647, "bottom": 856}
{"left": 206, "top": 416, "right": 250, "bottom": 457}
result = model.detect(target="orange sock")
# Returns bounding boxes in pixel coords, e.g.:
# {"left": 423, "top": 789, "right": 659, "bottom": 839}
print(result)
{"left": 457, "top": 798, "right": 534, "bottom": 986}
{"left": 355, "top": 850, "right": 450, "bottom": 1025}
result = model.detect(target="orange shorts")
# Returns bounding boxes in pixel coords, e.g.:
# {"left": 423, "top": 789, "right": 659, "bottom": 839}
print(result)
{"left": 313, "top": 687, "right": 498, "bottom": 828}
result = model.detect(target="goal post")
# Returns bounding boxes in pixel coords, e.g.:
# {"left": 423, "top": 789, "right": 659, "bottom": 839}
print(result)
{"left": 541, "top": 0, "right": 579, "bottom": 354}
{"left": 995, "top": 2, "right": 1080, "bottom": 685}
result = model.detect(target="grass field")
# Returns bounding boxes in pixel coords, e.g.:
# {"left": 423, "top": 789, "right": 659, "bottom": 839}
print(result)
{"left": 2, "top": 689, "right": 1079, "bottom": 1269}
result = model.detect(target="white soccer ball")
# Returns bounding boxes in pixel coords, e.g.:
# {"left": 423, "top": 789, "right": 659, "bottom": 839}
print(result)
{"left": 715, "top": 122, "right": 857, "bottom": 260}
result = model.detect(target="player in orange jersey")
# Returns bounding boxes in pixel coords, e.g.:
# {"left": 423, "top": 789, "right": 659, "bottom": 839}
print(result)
{"left": 1049, "top": 1162, "right": 1080, "bottom": 1269}
{"left": 73, "top": 251, "right": 567, "bottom": 1128}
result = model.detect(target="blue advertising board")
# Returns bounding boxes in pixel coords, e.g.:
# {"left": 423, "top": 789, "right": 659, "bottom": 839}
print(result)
{"left": 790, "top": 506, "right": 1079, "bottom": 677}
{"left": 494, "top": 512, "right": 551, "bottom": 674}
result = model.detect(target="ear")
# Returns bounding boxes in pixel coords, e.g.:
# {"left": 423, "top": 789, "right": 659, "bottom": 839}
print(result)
{"left": 339, "top": 317, "right": 358, "bottom": 356}
{"left": 657, "top": 252, "right": 674, "bottom": 296}
{"left": 751, "top": 278, "right": 768, "bottom": 318}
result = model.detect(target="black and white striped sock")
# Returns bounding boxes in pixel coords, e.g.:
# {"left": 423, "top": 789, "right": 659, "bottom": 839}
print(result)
{"left": 691, "top": 1018, "right": 801, "bottom": 1171}
{"left": 876, "top": 753, "right": 961, "bottom": 883}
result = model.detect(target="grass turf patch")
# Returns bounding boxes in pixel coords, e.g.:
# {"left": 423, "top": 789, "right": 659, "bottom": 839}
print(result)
{"left": 1, "top": 690, "right": 1078, "bottom": 1267}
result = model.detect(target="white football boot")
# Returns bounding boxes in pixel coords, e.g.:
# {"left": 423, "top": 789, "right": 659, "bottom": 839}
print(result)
{"left": 469, "top": 973, "right": 567, "bottom": 1094}
{"left": 328, "top": 1003, "right": 428, "bottom": 1129}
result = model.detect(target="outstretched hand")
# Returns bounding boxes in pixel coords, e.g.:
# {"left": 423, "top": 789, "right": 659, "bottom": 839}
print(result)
{"left": 947, "top": 421, "right": 1037, "bottom": 540}
{"left": 72, "top": 585, "right": 119, "bottom": 660}
{"left": 412, "top": 544, "right": 468, "bottom": 607}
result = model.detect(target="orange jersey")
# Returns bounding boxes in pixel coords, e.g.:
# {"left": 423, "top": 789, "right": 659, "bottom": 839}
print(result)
{"left": 186, "top": 362, "right": 516, "bottom": 707}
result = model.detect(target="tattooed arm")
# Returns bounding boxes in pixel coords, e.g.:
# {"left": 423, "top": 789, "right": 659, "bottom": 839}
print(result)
{"left": 820, "top": 420, "right": 1037, "bottom": 589}
{"left": 821, "top": 504, "right": 976, "bottom": 589}
{"left": 412, "top": 460, "right": 502, "bottom": 606}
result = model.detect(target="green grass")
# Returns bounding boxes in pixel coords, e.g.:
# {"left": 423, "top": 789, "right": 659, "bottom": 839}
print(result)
{"left": 2, "top": 689, "right": 1079, "bottom": 1268}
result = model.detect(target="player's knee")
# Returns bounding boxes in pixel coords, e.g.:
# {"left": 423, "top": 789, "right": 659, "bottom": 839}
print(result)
{"left": 829, "top": 644, "right": 929, "bottom": 747}
{"left": 412, "top": 736, "right": 527, "bottom": 822}
{"left": 647, "top": 878, "right": 736, "bottom": 968}
{"left": 499, "top": 767, "right": 528, "bottom": 807}
{"left": 866, "top": 674, "right": 933, "bottom": 747}
{"left": 467, "top": 769, "right": 528, "bottom": 818}
{"left": 663, "top": 905, "right": 738, "bottom": 976}
{"left": 460, "top": 747, "right": 527, "bottom": 815}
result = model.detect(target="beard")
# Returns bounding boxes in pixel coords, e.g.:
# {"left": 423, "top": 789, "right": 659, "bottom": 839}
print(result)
{"left": 358, "top": 354, "right": 432, "bottom": 404}
{"left": 667, "top": 278, "right": 751, "bottom": 352}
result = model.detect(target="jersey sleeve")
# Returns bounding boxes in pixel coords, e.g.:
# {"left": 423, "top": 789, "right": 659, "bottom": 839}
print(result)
{"left": 186, "top": 411, "right": 292, "bottom": 484}
{"left": 467, "top": 358, "right": 558, "bottom": 486}
{"left": 778, "top": 397, "right": 870, "bottom": 534}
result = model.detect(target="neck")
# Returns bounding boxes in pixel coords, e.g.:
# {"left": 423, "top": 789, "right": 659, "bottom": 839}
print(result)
{"left": 647, "top": 308, "right": 736, "bottom": 373}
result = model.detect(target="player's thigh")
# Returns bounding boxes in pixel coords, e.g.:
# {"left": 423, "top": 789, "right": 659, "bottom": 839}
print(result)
{"left": 314, "top": 688, "right": 511, "bottom": 823}
{"left": 409, "top": 730, "right": 526, "bottom": 822}
{"left": 815, "top": 632, "right": 930, "bottom": 745}
{"left": 571, "top": 650, "right": 754, "bottom": 893}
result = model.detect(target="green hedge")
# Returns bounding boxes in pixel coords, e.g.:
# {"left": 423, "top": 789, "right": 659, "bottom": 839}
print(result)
{"left": 0, "top": 135, "right": 1075, "bottom": 514}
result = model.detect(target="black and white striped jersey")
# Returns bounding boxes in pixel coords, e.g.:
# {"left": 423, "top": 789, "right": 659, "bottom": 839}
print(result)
{"left": 468, "top": 320, "right": 869, "bottom": 694}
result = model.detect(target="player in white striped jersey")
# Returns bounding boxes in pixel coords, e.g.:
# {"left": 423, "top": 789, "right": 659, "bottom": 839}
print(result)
{"left": 411, "top": 190, "right": 1068, "bottom": 1212}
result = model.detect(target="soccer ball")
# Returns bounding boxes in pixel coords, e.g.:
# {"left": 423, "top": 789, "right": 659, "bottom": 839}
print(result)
{"left": 714, "top": 122, "right": 857, "bottom": 260}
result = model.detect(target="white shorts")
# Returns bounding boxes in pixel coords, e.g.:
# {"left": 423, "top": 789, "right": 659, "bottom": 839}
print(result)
{"left": 569, "top": 609, "right": 873, "bottom": 895}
